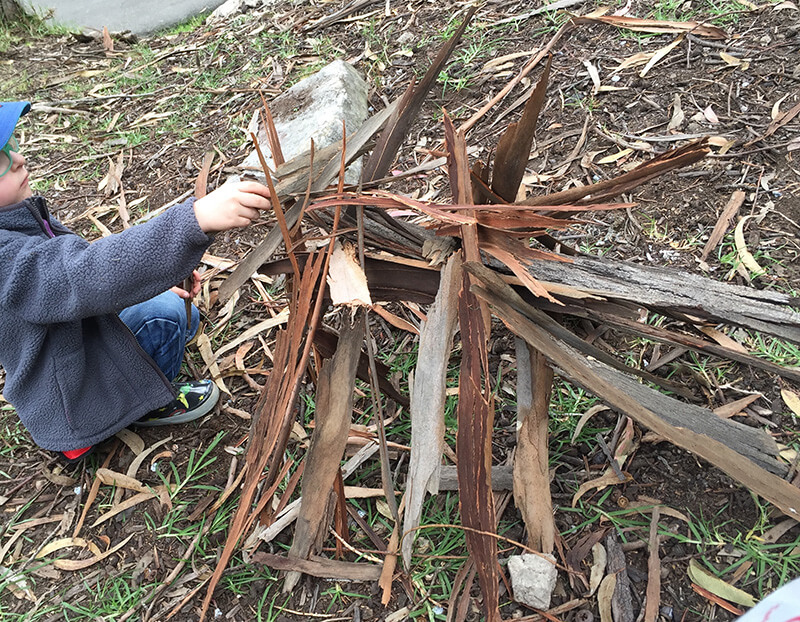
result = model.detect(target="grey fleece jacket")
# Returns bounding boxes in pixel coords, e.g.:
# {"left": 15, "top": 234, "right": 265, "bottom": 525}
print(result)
{"left": 0, "top": 196, "right": 212, "bottom": 451}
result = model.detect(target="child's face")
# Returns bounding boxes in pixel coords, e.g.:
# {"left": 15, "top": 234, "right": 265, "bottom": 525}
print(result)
{"left": 0, "top": 136, "right": 32, "bottom": 207}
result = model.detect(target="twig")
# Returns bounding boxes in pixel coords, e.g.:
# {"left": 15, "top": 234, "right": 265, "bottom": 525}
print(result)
{"left": 494, "top": 0, "right": 586, "bottom": 26}
{"left": 459, "top": 22, "right": 572, "bottom": 135}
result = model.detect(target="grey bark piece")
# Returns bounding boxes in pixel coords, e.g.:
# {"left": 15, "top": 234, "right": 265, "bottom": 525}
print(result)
{"left": 242, "top": 60, "right": 369, "bottom": 185}
{"left": 508, "top": 553, "right": 558, "bottom": 610}
{"left": 527, "top": 255, "right": 800, "bottom": 344}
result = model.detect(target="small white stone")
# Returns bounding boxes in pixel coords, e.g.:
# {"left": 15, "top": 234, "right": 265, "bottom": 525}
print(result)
{"left": 508, "top": 553, "right": 558, "bottom": 611}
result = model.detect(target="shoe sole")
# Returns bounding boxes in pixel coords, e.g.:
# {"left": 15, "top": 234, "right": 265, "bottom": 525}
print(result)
{"left": 135, "top": 383, "right": 221, "bottom": 427}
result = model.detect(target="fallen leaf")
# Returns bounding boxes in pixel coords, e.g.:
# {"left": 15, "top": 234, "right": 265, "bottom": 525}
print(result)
{"left": 0, "top": 566, "right": 35, "bottom": 602}
{"left": 713, "top": 394, "right": 762, "bottom": 418}
{"left": 667, "top": 94, "right": 684, "bottom": 132}
{"left": 719, "top": 52, "right": 750, "bottom": 70}
{"left": 687, "top": 559, "right": 756, "bottom": 607}
{"left": 703, "top": 105, "right": 720, "bottom": 124}
{"left": 589, "top": 542, "right": 607, "bottom": 596}
{"left": 733, "top": 215, "right": 766, "bottom": 277}
{"left": 36, "top": 537, "right": 103, "bottom": 559}
{"left": 613, "top": 51, "right": 654, "bottom": 72}
{"left": 782, "top": 389, "right": 800, "bottom": 416}
{"left": 114, "top": 429, "right": 144, "bottom": 455}
{"left": 598, "top": 573, "right": 616, "bottom": 622}
{"left": 640, "top": 35, "right": 684, "bottom": 77}
{"left": 52, "top": 534, "right": 135, "bottom": 571}
{"left": 197, "top": 333, "right": 232, "bottom": 396}
{"left": 597, "top": 148, "right": 633, "bottom": 164}
{"left": 96, "top": 468, "right": 148, "bottom": 493}
{"left": 771, "top": 94, "right": 790, "bottom": 122}
{"left": 583, "top": 60, "right": 601, "bottom": 94}
{"left": 571, "top": 404, "right": 610, "bottom": 443}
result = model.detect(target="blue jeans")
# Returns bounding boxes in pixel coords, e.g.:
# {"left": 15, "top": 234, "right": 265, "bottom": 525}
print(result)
{"left": 119, "top": 291, "right": 199, "bottom": 381}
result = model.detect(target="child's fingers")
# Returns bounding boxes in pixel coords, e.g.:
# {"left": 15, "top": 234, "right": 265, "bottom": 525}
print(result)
{"left": 236, "top": 181, "right": 272, "bottom": 200}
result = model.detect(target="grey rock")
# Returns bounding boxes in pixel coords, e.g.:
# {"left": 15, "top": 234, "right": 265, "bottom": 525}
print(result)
{"left": 242, "top": 60, "right": 369, "bottom": 184}
{"left": 23, "top": 0, "right": 227, "bottom": 36}
{"left": 208, "top": 0, "right": 244, "bottom": 22}
{"left": 507, "top": 553, "right": 558, "bottom": 611}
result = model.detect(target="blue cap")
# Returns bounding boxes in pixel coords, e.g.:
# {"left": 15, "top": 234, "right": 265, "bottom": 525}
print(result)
{"left": 0, "top": 101, "right": 31, "bottom": 147}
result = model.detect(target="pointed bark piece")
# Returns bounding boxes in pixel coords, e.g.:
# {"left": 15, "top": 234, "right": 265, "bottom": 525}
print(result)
{"left": 513, "top": 339, "right": 556, "bottom": 554}
{"left": 402, "top": 253, "right": 462, "bottom": 567}
{"left": 284, "top": 312, "right": 366, "bottom": 592}
{"left": 491, "top": 56, "right": 551, "bottom": 202}
{"left": 361, "top": 6, "right": 476, "bottom": 183}
{"left": 605, "top": 532, "right": 634, "bottom": 622}
{"left": 467, "top": 265, "right": 800, "bottom": 519}
{"left": 520, "top": 138, "right": 709, "bottom": 207}
{"left": 644, "top": 507, "right": 661, "bottom": 622}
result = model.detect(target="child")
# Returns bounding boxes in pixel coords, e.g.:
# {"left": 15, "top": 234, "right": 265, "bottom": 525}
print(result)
{"left": 0, "top": 101, "right": 272, "bottom": 461}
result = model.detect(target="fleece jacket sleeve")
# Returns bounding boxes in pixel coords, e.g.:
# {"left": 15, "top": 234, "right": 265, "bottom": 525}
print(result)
{"left": 0, "top": 199, "right": 212, "bottom": 324}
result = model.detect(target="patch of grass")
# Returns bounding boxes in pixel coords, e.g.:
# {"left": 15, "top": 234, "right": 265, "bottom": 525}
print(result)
{"left": 0, "top": 8, "right": 71, "bottom": 53}
{"left": 159, "top": 12, "right": 211, "bottom": 36}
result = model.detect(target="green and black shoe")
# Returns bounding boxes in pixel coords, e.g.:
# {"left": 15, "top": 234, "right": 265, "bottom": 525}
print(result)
{"left": 136, "top": 380, "right": 220, "bottom": 427}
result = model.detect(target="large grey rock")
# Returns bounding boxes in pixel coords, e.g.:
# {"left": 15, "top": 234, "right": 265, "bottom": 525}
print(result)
{"left": 507, "top": 553, "right": 558, "bottom": 611}
{"left": 242, "top": 60, "right": 369, "bottom": 184}
{"left": 23, "top": 0, "right": 227, "bottom": 35}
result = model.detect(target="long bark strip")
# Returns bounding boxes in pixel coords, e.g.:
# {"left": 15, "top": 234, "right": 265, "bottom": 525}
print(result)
{"left": 513, "top": 339, "right": 555, "bottom": 554}
{"left": 468, "top": 271, "right": 800, "bottom": 519}
{"left": 456, "top": 280, "right": 500, "bottom": 622}
{"left": 444, "top": 108, "right": 500, "bottom": 622}
{"left": 284, "top": 311, "right": 366, "bottom": 592}
{"left": 402, "top": 253, "right": 463, "bottom": 568}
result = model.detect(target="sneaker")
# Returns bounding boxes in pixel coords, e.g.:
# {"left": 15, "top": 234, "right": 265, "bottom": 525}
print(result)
{"left": 61, "top": 445, "right": 95, "bottom": 463}
{"left": 136, "top": 380, "right": 220, "bottom": 427}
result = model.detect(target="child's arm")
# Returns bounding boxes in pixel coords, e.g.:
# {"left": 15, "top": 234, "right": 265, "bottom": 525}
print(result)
{"left": 0, "top": 182, "right": 272, "bottom": 323}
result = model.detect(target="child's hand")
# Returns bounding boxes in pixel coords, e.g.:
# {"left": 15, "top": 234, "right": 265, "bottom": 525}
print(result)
{"left": 193, "top": 181, "right": 272, "bottom": 233}
{"left": 170, "top": 270, "right": 202, "bottom": 299}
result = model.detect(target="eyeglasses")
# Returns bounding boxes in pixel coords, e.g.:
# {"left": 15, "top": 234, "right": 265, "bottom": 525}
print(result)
{"left": 0, "top": 135, "right": 20, "bottom": 178}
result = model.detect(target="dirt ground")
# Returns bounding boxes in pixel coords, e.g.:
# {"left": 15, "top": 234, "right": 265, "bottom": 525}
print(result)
{"left": 1, "top": 0, "right": 799, "bottom": 621}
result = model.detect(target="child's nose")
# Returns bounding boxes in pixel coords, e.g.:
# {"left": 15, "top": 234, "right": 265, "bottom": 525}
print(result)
{"left": 10, "top": 150, "right": 26, "bottom": 168}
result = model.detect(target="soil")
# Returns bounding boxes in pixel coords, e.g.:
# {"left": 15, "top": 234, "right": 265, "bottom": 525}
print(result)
{"left": 1, "top": 1, "right": 799, "bottom": 621}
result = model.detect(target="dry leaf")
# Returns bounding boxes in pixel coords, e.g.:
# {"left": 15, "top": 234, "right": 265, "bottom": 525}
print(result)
{"left": 719, "top": 52, "right": 750, "bottom": 70}
{"left": 36, "top": 537, "right": 103, "bottom": 559}
{"left": 613, "top": 51, "right": 654, "bottom": 72}
{"left": 734, "top": 216, "right": 766, "bottom": 277}
{"left": 597, "top": 148, "right": 633, "bottom": 164}
{"left": 687, "top": 559, "right": 757, "bottom": 607}
{"left": 667, "top": 94, "right": 684, "bottom": 132}
{"left": 589, "top": 542, "right": 607, "bottom": 596}
{"left": 53, "top": 534, "right": 135, "bottom": 571}
{"left": 571, "top": 404, "right": 610, "bottom": 443}
{"left": 640, "top": 35, "right": 684, "bottom": 78}
{"left": 0, "top": 566, "right": 35, "bottom": 602}
{"left": 96, "top": 468, "right": 148, "bottom": 493}
{"left": 598, "top": 574, "right": 616, "bottom": 622}
{"left": 782, "top": 389, "right": 800, "bottom": 416}
{"left": 114, "top": 429, "right": 144, "bottom": 455}
{"left": 583, "top": 60, "right": 601, "bottom": 94}
{"left": 197, "top": 333, "right": 232, "bottom": 396}
{"left": 703, "top": 105, "right": 720, "bottom": 124}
